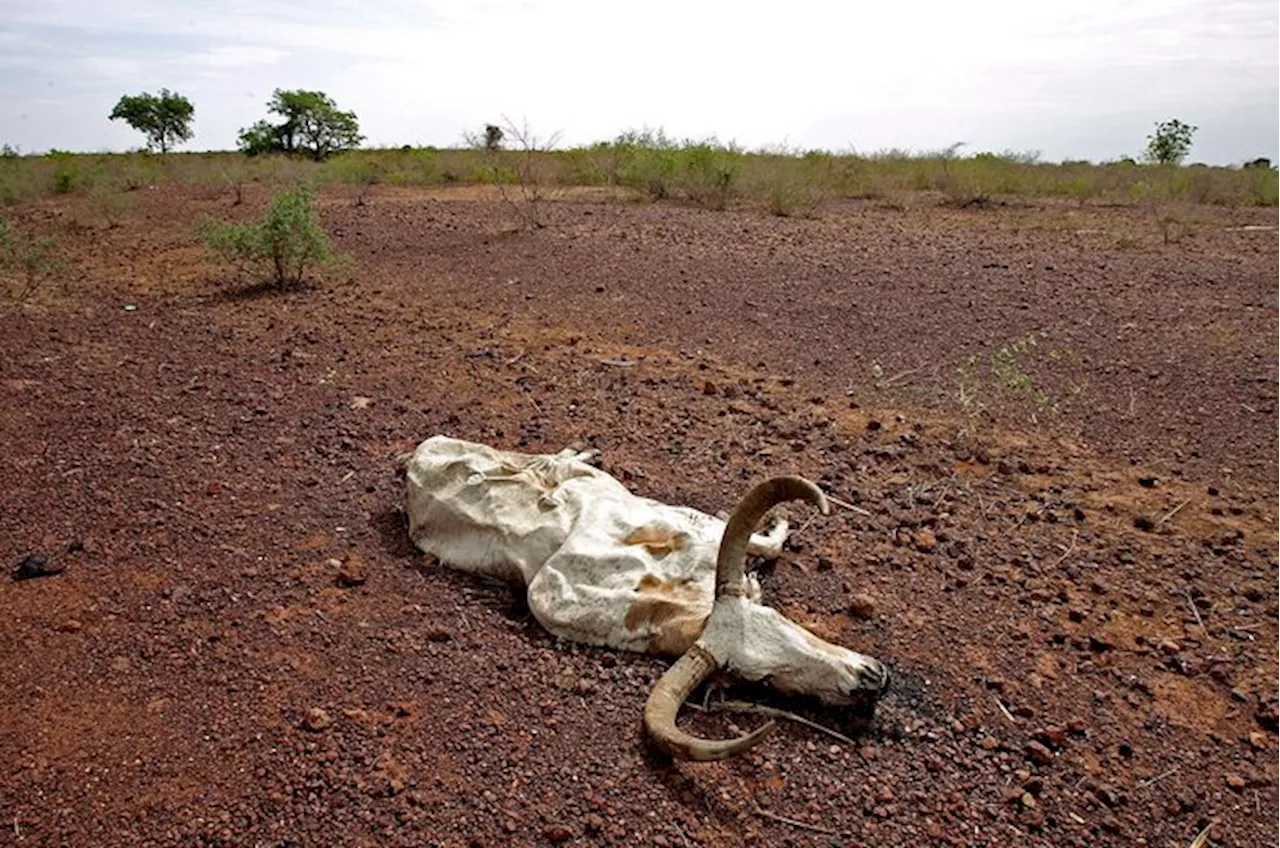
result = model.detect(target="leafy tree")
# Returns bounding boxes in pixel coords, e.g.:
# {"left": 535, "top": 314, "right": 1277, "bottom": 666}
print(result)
{"left": 1144, "top": 119, "right": 1197, "bottom": 165}
{"left": 484, "top": 124, "right": 504, "bottom": 151}
{"left": 237, "top": 90, "right": 362, "bottom": 161}
{"left": 108, "top": 89, "right": 195, "bottom": 153}
{"left": 237, "top": 120, "right": 288, "bottom": 157}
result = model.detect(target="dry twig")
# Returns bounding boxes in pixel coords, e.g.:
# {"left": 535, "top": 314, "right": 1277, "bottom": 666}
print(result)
{"left": 826, "top": 494, "right": 872, "bottom": 517}
{"left": 1137, "top": 764, "right": 1180, "bottom": 789}
{"left": 699, "top": 699, "right": 855, "bottom": 746}
{"left": 1052, "top": 529, "right": 1079, "bottom": 567}
{"left": 752, "top": 805, "right": 840, "bottom": 836}
{"left": 1156, "top": 499, "right": 1191, "bottom": 527}
{"left": 1183, "top": 589, "right": 1207, "bottom": 636}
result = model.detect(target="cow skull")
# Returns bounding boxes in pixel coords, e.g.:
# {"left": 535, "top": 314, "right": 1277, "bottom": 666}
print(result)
{"left": 402, "top": 436, "right": 889, "bottom": 761}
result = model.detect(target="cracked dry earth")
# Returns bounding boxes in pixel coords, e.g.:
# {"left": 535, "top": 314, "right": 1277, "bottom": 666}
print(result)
{"left": 1, "top": 185, "right": 1276, "bottom": 848}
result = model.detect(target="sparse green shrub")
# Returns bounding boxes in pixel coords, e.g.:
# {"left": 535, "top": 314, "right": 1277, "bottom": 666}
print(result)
{"left": 86, "top": 179, "right": 137, "bottom": 227}
{"left": 0, "top": 218, "right": 63, "bottom": 302}
{"left": 329, "top": 153, "right": 385, "bottom": 206}
{"left": 1248, "top": 167, "right": 1279, "bottom": 206}
{"left": 606, "top": 128, "right": 676, "bottom": 199}
{"left": 675, "top": 141, "right": 740, "bottom": 209}
{"left": 52, "top": 169, "right": 75, "bottom": 194}
{"left": 754, "top": 157, "right": 825, "bottom": 217}
{"left": 197, "top": 185, "right": 338, "bottom": 287}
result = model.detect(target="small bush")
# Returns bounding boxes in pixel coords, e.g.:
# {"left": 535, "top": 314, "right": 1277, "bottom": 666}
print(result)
{"left": 675, "top": 142, "right": 740, "bottom": 209}
{"left": 86, "top": 179, "right": 137, "bottom": 227}
{"left": 197, "top": 185, "right": 338, "bottom": 287}
{"left": 0, "top": 219, "right": 63, "bottom": 302}
{"left": 52, "top": 170, "right": 75, "bottom": 194}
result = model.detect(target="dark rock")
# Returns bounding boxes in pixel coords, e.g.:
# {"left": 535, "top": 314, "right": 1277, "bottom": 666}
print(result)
{"left": 1024, "top": 741, "right": 1053, "bottom": 765}
{"left": 13, "top": 554, "right": 63, "bottom": 581}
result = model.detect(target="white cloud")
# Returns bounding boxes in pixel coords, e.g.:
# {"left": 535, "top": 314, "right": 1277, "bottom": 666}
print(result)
{"left": 186, "top": 46, "right": 288, "bottom": 69}
{"left": 0, "top": 0, "right": 1274, "bottom": 163}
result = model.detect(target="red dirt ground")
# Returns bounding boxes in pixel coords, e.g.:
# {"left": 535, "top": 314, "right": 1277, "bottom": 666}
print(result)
{"left": 1, "top": 185, "right": 1276, "bottom": 847}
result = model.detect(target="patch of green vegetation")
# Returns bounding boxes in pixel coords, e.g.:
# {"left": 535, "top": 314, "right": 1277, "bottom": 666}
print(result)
{"left": 0, "top": 142, "right": 1272, "bottom": 212}
{"left": 954, "top": 332, "right": 1086, "bottom": 429}
{"left": 0, "top": 218, "right": 63, "bottom": 302}
{"left": 197, "top": 184, "right": 344, "bottom": 288}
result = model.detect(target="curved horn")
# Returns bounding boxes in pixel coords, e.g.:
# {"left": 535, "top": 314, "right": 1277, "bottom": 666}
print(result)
{"left": 715, "top": 476, "right": 828, "bottom": 598}
{"left": 643, "top": 645, "right": 777, "bottom": 761}
{"left": 644, "top": 475, "right": 827, "bottom": 760}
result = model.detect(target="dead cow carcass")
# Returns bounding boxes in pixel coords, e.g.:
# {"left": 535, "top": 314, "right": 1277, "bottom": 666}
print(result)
{"left": 402, "top": 435, "right": 889, "bottom": 760}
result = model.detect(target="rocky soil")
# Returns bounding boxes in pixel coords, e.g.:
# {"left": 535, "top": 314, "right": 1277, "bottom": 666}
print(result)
{"left": 1, "top": 185, "right": 1276, "bottom": 847}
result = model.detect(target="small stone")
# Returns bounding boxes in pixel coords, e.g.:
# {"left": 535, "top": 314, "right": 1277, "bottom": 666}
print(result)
{"left": 1225, "top": 773, "right": 1247, "bottom": 790}
{"left": 336, "top": 552, "right": 367, "bottom": 587}
{"left": 57, "top": 619, "right": 84, "bottom": 633}
{"left": 1020, "top": 793, "right": 1036, "bottom": 809}
{"left": 301, "top": 707, "right": 332, "bottom": 732}
{"left": 12, "top": 554, "right": 64, "bottom": 581}
{"left": 1248, "top": 731, "right": 1267, "bottom": 749}
{"left": 914, "top": 529, "right": 937, "bottom": 553}
{"left": 1256, "top": 700, "right": 1279, "bottom": 729}
{"left": 1024, "top": 741, "right": 1053, "bottom": 765}
{"left": 980, "top": 736, "right": 1000, "bottom": 751}
{"left": 544, "top": 825, "right": 574, "bottom": 844}
{"left": 849, "top": 593, "right": 876, "bottom": 619}
{"left": 1158, "top": 638, "right": 1181, "bottom": 655}
{"left": 702, "top": 381, "right": 717, "bottom": 396}
{"left": 1066, "top": 717, "right": 1087, "bottom": 735}
{"left": 1034, "top": 726, "right": 1068, "bottom": 749}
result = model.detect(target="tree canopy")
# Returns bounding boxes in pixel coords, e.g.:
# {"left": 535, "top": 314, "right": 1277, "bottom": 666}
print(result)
{"left": 1145, "top": 119, "right": 1197, "bottom": 165}
{"left": 108, "top": 89, "right": 195, "bottom": 153}
{"left": 238, "top": 89, "right": 362, "bottom": 161}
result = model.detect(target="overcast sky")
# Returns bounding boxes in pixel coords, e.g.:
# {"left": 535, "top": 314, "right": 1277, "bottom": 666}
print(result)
{"left": 1, "top": 0, "right": 1276, "bottom": 164}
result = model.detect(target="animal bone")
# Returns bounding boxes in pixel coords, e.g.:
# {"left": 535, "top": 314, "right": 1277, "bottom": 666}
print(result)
{"left": 401, "top": 435, "right": 889, "bottom": 760}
